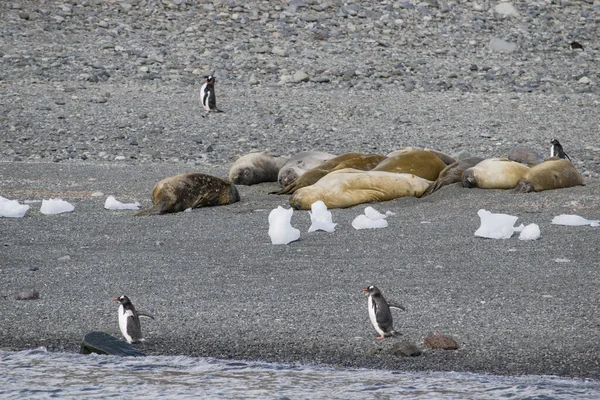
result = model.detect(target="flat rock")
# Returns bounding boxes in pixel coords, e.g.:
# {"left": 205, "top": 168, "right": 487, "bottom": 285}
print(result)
{"left": 424, "top": 334, "right": 460, "bottom": 350}
{"left": 392, "top": 341, "right": 422, "bottom": 357}
{"left": 488, "top": 38, "right": 517, "bottom": 53}
{"left": 80, "top": 331, "right": 146, "bottom": 357}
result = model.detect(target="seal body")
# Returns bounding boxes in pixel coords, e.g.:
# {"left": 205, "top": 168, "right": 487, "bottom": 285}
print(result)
{"left": 362, "top": 285, "right": 405, "bottom": 339}
{"left": 277, "top": 151, "right": 336, "bottom": 187}
{"left": 387, "top": 148, "right": 456, "bottom": 165}
{"left": 274, "top": 153, "right": 385, "bottom": 195}
{"left": 229, "top": 151, "right": 288, "bottom": 185}
{"left": 134, "top": 173, "right": 240, "bottom": 216}
{"left": 373, "top": 150, "right": 447, "bottom": 181}
{"left": 508, "top": 147, "right": 544, "bottom": 166}
{"left": 420, "top": 156, "right": 485, "bottom": 197}
{"left": 289, "top": 168, "right": 431, "bottom": 210}
{"left": 461, "top": 158, "right": 530, "bottom": 189}
{"left": 514, "top": 159, "right": 584, "bottom": 193}
{"left": 114, "top": 295, "right": 143, "bottom": 344}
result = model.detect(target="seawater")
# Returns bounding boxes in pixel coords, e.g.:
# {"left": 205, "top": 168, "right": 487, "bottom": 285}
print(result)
{"left": 1, "top": 348, "right": 599, "bottom": 399}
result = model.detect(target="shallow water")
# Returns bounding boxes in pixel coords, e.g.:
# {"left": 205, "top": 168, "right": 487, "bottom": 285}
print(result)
{"left": 1, "top": 348, "right": 599, "bottom": 399}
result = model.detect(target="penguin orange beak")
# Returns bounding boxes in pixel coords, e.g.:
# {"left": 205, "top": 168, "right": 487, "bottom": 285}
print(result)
{"left": 113, "top": 297, "right": 120, "bottom": 301}
{"left": 361, "top": 287, "right": 368, "bottom": 291}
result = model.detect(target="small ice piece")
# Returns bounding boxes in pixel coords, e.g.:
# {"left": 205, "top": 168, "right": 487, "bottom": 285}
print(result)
{"left": 40, "top": 198, "right": 75, "bottom": 215}
{"left": 308, "top": 200, "right": 337, "bottom": 233}
{"left": 555, "top": 258, "right": 570, "bottom": 263}
{"left": 519, "top": 223, "right": 541, "bottom": 241}
{"left": 551, "top": 214, "right": 599, "bottom": 227}
{"left": 104, "top": 195, "right": 141, "bottom": 211}
{"left": 268, "top": 206, "right": 300, "bottom": 244}
{"left": 0, "top": 196, "right": 30, "bottom": 218}
{"left": 352, "top": 214, "right": 388, "bottom": 229}
{"left": 364, "top": 206, "right": 387, "bottom": 221}
{"left": 474, "top": 209, "right": 520, "bottom": 239}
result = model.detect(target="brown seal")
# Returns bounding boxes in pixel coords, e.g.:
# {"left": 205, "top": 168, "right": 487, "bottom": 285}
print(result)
{"left": 288, "top": 168, "right": 431, "bottom": 210}
{"left": 461, "top": 158, "right": 530, "bottom": 189}
{"left": 272, "top": 153, "right": 385, "bottom": 195}
{"left": 420, "top": 156, "right": 485, "bottom": 197}
{"left": 387, "top": 148, "right": 456, "bottom": 165}
{"left": 373, "top": 150, "right": 447, "bottom": 181}
{"left": 134, "top": 173, "right": 239, "bottom": 216}
{"left": 228, "top": 151, "right": 288, "bottom": 185}
{"left": 277, "top": 151, "right": 336, "bottom": 187}
{"left": 514, "top": 159, "right": 584, "bottom": 193}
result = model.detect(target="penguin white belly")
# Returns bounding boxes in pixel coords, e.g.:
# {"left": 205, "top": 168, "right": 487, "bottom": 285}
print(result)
{"left": 550, "top": 145, "right": 554, "bottom": 158}
{"left": 367, "top": 296, "right": 384, "bottom": 336}
{"left": 118, "top": 305, "right": 134, "bottom": 343}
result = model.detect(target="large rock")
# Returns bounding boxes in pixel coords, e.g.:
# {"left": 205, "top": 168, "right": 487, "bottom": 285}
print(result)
{"left": 488, "top": 38, "right": 517, "bottom": 53}
{"left": 392, "top": 341, "right": 422, "bottom": 357}
{"left": 424, "top": 334, "right": 460, "bottom": 350}
{"left": 494, "top": 2, "right": 519, "bottom": 17}
{"left": 80, "top": 331, "right": 146, "bottom": 357}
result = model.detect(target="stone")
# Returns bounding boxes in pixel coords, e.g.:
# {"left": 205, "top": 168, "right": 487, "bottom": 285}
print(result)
{"left": 16, "top": 288, "right": 39, "bottom": 300}
{"left": 392, "top": 341, "right": 422, "bottom": 357}
{"left": 424, "top": 334, "right": 460, "bottom": 350}
{"left": 579, "top": 77, "right": 591, "bottom": 84}
{"left": 488, "top": 38, "right": 517, "bottom": 53}
{"left": 494, "top": 2, "right": 519, "bottom": 17}
{"left": 80, "top": 331, "right": 146, "bottom": 357}
{"left": 272, "top": 47, "right": 288, "bottom": 57}
{"left": 292, "top": 71, "right": 309, "bottom": 83}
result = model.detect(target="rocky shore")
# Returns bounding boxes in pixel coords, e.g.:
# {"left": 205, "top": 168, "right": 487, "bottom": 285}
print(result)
{"left": 1, "top": 0, "right": 600, "bottom": 379}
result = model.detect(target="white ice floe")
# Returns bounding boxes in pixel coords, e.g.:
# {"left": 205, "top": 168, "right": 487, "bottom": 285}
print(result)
{"left": 518, "top": 223, "right": 541, "bottom": 241}
{"left": 308, "top": 200, "right": 337, "bottom": 233}
{"left": 104, "top": 195, "right": 141, "bottom": 211}
{"left": 352, "top": 206, "right": 394, "bottom": 230}
{"left": 40, "top": 198, "right": 75, "bottom": 215}
{"left": 474, "top": 209, "right": 521, "bottom": 239}
{"left": 0, "top": 196, "right": 30, "bottom": 218}
{"left": 551, "top": 214, "right": 599, "bottom": 227}
{"left": 268, "top": 206, "right": 300, "bottom": 244}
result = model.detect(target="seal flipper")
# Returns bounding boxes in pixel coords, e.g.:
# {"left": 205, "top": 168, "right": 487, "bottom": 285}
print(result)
{"left": 133, "top": 200, "right": 169, "bottom": 216}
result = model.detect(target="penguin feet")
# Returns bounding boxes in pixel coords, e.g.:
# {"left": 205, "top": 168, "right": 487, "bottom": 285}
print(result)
{"left": 376, "top": 335, "right": 386, "bottom": 340}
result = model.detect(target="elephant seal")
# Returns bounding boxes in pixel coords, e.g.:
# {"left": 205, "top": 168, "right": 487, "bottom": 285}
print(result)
{"left": 387, "top": 148, "right": 456, "bottom": 165}
{"left": 229, "top": 151, "right": 289, "bottom": 185}
{"left": 461, "top": 158, "right": 530, "bottom": 189}
{"left": 514, "top": 159, "right": 584, "bottom": 193}
{"left": 277, "top": 151, "right": 336, "bottom": 187}
{"left": 134, "top": 173, "right": 239, "bottom": 216}
{"left": 288, "top": 168, "right": 431, "bottom": 210}
{"left": 273, "top": 153, "right": 385, "bottom": 195}
{"left": 373, "top": 150, "right": 447, "bottom": 181}
{"left": 420, "top": 156, "right": 485, "bottom": 197}
{"left": 508, "top": 146, "right": 544, "bottom": 166}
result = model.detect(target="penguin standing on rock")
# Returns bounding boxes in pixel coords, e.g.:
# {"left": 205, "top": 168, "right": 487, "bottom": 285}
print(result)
{"left": 113, "top": 295, "right": 154, "bottom": 344}
{"left": 200, "top": 75, "right": 224, "bottom": 115}
{"left": 362, "top": 285, "right": 405, "bottom": 339}
{"left": 550, "top": 139, "right": 572, "bottom": 161}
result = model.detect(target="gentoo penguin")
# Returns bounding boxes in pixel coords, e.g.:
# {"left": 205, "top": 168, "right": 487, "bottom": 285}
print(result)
{"left": 113, "top": 295, "right": 154, "bottom": 344}
{"left": 362, "top": 285, "right": 405, "bottom": 339}
{"left": 200, "top": 75, "right": 223, "bottom": 114}
{"left": 550, "top": 139, "right": 571, "bottom": 161}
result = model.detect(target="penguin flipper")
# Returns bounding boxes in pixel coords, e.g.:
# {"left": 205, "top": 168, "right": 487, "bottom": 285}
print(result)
{"left": 389, "top": 303, "right": 406, "bottom": 311}
{"left": 138, "top": 312, "right": 155, "bottom": 320}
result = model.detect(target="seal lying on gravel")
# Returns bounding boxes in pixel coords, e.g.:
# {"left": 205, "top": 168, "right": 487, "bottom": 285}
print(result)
{"left": 372, "top": 150, "right": 447, "bottom": 181}
{"left": 288, "top": 168, "right": 431, "bottom": 210}
{"left": 461, "top": 158, "right": 530, "bottom": 189}
{"left": 513, "top": 159, "right": 584, "bottom": 193}
{"left": 134, "top": 173, "right": 239, "bottom": 216}
{"left": 387, "top": 148, "right": 456, "bottom": 166}
{"left": 229, "top": 151, "right": 288, "bottom": 185}
{"left": 277, "top": 151, "right": 336, "bottom": 187}
{"left": 420, "top": 156, "right": 485, "bottom": 197}
{"left": 273, "top": 153, "right": 386, "bottom": 195}
{"left": 508, "top": 146, "right": 544, "bottom": 167}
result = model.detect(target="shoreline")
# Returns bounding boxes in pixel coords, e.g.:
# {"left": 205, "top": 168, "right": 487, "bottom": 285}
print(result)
{"left": 1, "top": 162, "right": 599, "bottom": 379}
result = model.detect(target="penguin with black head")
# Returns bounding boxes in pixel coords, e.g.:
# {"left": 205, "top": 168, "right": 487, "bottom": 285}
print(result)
{"left": 200, "top": 75, "right": 224, "bottom": 115}
{"left": 113, "top": 295, "right": 154, "bottom": 344}
{"left": 362, "top": 285, "right": 405, "bottom": 339}
{"left": 550, "top": 139, "right": 571, "bottom": 161}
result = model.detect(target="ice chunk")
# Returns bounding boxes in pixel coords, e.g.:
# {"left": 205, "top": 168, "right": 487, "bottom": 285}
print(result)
{"left": 308, "top": 200, "right": 337, "bottom": 233}
{"left": 40, "top": 198, "right": 75, "bottom": 215}
{"left": 268, "top": 206, "right": 300, "bottom": 244}
{"left": 0, "top": 196, "right": 30, "bottom": 218}
{"left": 519, "top": 223, "right": 541, "bottom": 241}
{"left": 104, "top": 195, "right": 141, "bottom": 211}
{"left": 551, "top": 214, "right": 599, "bottom": 227}
{"left": 352, "top": 206, "right": 393, "bottom": 230}
{"left": 474, "top": 209, "right": 520, "bottom": 239}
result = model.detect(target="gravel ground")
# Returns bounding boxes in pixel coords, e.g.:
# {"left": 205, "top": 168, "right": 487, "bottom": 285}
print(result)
{"left": 1, "top": 0, "right": 600, "bottom": 378}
